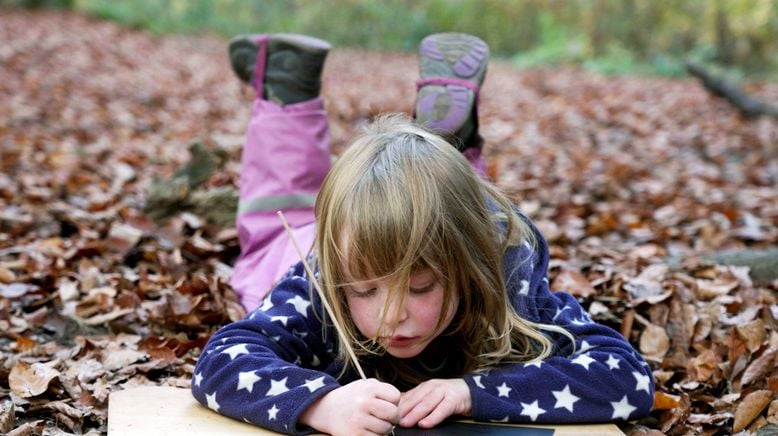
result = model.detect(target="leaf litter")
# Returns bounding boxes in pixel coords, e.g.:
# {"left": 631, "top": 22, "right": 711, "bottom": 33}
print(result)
{"left": 1, "top": 8, "right": 777, "bottom": 435}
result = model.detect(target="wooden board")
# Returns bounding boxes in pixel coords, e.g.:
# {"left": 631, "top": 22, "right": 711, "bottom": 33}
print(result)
{"left": 108, "top": 386, "right": 624, "bottom": 435}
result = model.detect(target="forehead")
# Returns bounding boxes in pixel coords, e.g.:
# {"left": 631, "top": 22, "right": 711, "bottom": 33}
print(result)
{"left": 336, "top": 229, "right": 425, "bottom": 283}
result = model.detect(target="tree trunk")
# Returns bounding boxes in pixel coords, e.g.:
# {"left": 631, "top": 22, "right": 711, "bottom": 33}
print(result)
{"left": 686, "top": 60, "right": 778, "bottom": 118}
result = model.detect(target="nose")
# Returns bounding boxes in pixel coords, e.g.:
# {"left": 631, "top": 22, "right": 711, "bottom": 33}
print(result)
{"left": 382, "top": 291, "right": 408, "bottom": 329}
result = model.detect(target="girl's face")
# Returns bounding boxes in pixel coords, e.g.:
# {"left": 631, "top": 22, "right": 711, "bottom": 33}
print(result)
{"left": 344, "top": 269, "right": 459, "bottom": 359}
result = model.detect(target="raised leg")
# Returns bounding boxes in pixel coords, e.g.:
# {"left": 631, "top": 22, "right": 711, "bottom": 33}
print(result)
{"left": 229, "top": 34, "right": 330, "bottom": 310}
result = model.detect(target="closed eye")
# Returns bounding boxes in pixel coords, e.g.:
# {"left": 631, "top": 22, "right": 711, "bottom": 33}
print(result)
{"left": 348, "top": 288, "right": 377, "bottom": 298}
{"left": 410, "top": 283, "right": 435, "bottom": 295}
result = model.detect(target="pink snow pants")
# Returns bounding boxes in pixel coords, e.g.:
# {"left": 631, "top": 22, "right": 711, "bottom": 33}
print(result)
{"left": 232, "top": 97, "right": 486, "bottom": 311}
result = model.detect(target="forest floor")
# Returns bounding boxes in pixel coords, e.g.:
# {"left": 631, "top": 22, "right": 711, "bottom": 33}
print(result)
{"left": 1, "top": 8, "right": 777, "bottom": 435}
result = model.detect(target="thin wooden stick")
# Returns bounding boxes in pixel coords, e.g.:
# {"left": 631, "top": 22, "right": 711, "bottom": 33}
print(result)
{"left": 277, "top": 211, "right": 367, "bottom": 379}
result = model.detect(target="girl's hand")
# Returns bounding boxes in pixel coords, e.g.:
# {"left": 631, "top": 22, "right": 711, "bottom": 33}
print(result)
{"left": 299, "top": 378, "right": 400, "bottom": 435}
{"left": 397, "top": 378, "right": 472, "bottom": 428}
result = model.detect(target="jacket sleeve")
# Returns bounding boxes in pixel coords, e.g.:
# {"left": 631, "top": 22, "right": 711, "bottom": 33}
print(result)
{"left": 191, "top": 261, "right": 342, "bottom": 435}
{"left": 464, "top": 220, "right": 655, "bottom": 423}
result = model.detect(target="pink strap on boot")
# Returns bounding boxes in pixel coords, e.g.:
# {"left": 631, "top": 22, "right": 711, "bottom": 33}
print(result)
{"left": 252, "top": 34, "right": 270, "bottom": 95}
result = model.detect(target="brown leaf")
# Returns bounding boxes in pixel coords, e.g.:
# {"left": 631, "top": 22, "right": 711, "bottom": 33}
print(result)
{"left": 695, "top": 277, "right": 739, "bottom": 300}
{"left": 45, "top": 400, "right": 85, "bottom": 419}
{"left": 743, "top": 332, "right": 778, "bottom": 387}
{"left": 768, "top": 400, "right": 778, "bottom": 424}
{"left": 0, "top": 401, "right": 14, "bottom": 434}
{"left": 551, "top": 269, "right": 596, "bottom": 297}
{"left": 147, "top": 347, "right": 178, "bottom": 366}
{"left": 660, "top": 392, "right": 691, "bottom": 433}
{"left": 688, "top": 348, "right": 721, "bottom": 383}
{"left": 6, "top": 420, "right": 45, "bottom": 436}
{"left": 13, "top": 337, "right": 36, "bottom": 352}
{"left": 106, "top": 222, "right": 144, "bottom": 257}
{"left": 624, "top": 265, "right": 668, "bottom": 300}
{"left": 9, "top": 361, "right": 61, "bottom": 398}
{"left": 734, "top": 390, "right": 775, "bottom": 432}
{"left": 82, "top": 307, "right": 134, "bottom": 325}
{"left": 723, "top": 305, "right": 763, "bottom": 326}
{"left": 653, "top": 391, "right": 680, "bottom": 410}
{"left": 0, "top": 266, "right": 16, "bottom": 283}
{"left": 738, "top": 319, "right": 767, "bottom": 353}
{"left": 102, "top": 348, "right": 148, "bottom": 372}
{"left": 639, "top": 323, "right": 670, "bottom": 360}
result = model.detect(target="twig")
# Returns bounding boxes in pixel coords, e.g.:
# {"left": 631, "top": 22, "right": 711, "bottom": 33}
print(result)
{"left": 276, "top": 211, "right": 366, "bottom": 379}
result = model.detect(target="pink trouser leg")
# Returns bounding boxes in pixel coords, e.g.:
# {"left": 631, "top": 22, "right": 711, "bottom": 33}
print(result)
{"left": 230, "top": 95, "right": 486, "bottom": 311}
{"left": 463, "top": 146, "right": 487, "bottom": 179}
{"left": 231, "top": 97, "right": 329, "bottom": 310}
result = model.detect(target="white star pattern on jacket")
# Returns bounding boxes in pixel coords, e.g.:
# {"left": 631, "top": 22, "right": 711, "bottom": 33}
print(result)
{"left": 206, "top": 392, "right": 220, "bottom": 411}
{"left": 610, "top": 395, "right": 636, "bottom": 420}
{"left": 571, "top": 353, "right": 596, "bottom": 370}
{"left": 606, "top": 354, "right": 621, "bottom": 370}
{"left": 271, "top": 315, "right": 289, "bottom": 326}
{"left": 518, "top": 280, "right": 530, "bottom": 295}
{"left": 259, "top": 297, "right": 274, "bottom": 312}
{"left": 520, "top": 400, "right": 546, "bottom": 421}
{"left": 222, "top": 344, "right": 249, "bottom": 360}
{"left": 268, "top": 404, "right": 279, "bottom": 421}
{"left": 302, "top": 376, "right": 326, "bottom": 393}
{"left": 633, "top": 371, "right": 651, "bottom": 393}
{"left": 551, "top": 385, "right": 579, "bottom": 413}
{"left": 266, "top": 377, "right": 290, "bottom": 396}
{"left": 237, "top": 371, "right": 261, "bottom": 393}
{"left": 577, "top": 340, "right": 594, "bottom": 353}
{"left": 191, "top": 218, "right": 655, "bottom": 433}
{"left": 286, "top": 295, "right": 311, "bottom": 317}
{"left": 553, "top": 305, "right": 571, "bottom": 321}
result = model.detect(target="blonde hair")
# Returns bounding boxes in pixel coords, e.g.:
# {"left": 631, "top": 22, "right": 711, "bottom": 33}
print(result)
{"left": 314, "top": 114, "right": 573, "bottom": 385}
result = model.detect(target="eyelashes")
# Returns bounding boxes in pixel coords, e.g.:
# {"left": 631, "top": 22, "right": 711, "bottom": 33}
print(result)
{"left": 409, "top": 283, "right": 435, "bottom": 295}
{"left": 347, "top": 283, "right": 435, "bottom": 298}
{"left": 348, "top": 288, "right": 377, "bottom": 298}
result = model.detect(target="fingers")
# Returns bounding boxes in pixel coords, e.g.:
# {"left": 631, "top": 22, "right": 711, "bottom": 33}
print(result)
{"left": 368, "top": 397, "right": 400, "bottom": 424}
{"left": 362, "top": 415, "right": 397, "bottom": 435}
{"left": 416, "top": 401, "right": 453, "bottom": 428}
{"left": 398, "top": 379, "right": 472, "bottom": 428}
{"left": 399, "top": 388, "right": 445, "bottom": 427}
{"left": 371, "top": 379, "right": 402, "bottom": 405}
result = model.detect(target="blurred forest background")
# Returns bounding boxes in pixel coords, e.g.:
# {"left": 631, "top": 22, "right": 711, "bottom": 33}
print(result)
{"left": 7, "top": 0, "right": 778, "bottom": 78}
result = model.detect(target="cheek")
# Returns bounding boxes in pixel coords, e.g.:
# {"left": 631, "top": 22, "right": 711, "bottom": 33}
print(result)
{"left": 346, "top": 297, "right": 378, "bottom": 337}
{"left": 413, "top": 291, "right": 453, "bottom": 331}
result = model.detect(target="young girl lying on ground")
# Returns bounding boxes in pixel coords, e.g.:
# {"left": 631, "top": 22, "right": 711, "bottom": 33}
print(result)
{"left": 191, "top": 32, "right": 654, "bottom": 435}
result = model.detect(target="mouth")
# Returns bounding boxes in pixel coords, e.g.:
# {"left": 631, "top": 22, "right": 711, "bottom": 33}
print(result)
{"left": 383, "top": 336, "right": 418, "bottom": 347}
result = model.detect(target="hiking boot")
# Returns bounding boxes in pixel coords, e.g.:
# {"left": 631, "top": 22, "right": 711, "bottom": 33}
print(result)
{"left": 229, "top": 33, "right": 331, "bottom": 105}
{"left": 414, "top": 33, "right": 489, "bottom": 150}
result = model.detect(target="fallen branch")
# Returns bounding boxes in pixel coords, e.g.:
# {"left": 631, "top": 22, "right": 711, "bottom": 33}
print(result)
{"left": 685, "top": 60, "right": 778, "bottom": 118}
{"left": 667, "top": 247, "right": 778, "bottom": 285}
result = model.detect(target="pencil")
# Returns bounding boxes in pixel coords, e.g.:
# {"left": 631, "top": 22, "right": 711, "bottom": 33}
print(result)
{"left": 276, "top": 211, "right": 367, "bottom": 380}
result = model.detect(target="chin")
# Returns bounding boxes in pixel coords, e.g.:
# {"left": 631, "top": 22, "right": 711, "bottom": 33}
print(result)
{"left": 385, "top": 343, "right": 426, "bottom": 359}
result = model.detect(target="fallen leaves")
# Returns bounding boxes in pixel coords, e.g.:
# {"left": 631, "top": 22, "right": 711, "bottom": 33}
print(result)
{"left": 735, "top": 391, "right": 775, "bottom": 433}
{"left": 639, "top": 324, "right": 670, "bottom": 361}
{"left": 1, "top": 7, "right": 777, "bottom": 436}
{"left": 9, "top": 361, "right": 61, "bottom": 398}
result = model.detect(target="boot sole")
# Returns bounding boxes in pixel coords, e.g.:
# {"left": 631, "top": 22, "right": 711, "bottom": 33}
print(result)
{"left": 228, "top": 34, "right": 331, "bottom": 84}
{"left": 415, "top": 33, "right": 489, "bottom": 138}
